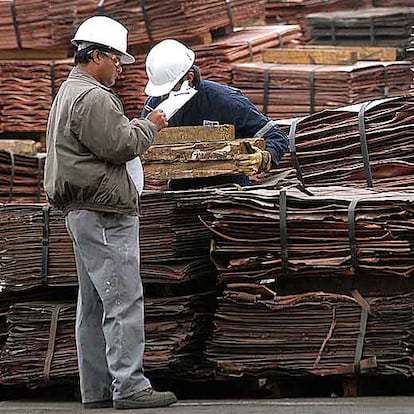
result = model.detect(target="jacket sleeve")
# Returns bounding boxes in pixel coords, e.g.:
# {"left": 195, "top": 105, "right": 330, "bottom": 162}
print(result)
{"left": 141, "top": 96, "right": 162, "bottom": 118}
{"left": 72, "top": 88, "right": 157, "bottom": 164}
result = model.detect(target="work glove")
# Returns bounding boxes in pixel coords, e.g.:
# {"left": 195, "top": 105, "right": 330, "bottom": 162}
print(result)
{"left": 236, "top": 146, "right": 272, "bottom": 175}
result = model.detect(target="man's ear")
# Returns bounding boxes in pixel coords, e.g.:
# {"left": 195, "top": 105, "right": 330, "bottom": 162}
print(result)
{"left": 186, "top": 71, "right": 195, "bottom": 87}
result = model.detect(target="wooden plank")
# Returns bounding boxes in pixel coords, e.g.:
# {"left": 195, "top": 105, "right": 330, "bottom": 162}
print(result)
{"left": 0, "top": 140, "right": 37, "bottom": 155}
{"left": 142, "top": 138, "right": 264, "bottom": 163}
{"left": 299, "top": 45, "right": 398, "bottom": 61}
{"left": 263, "top": 48, "right": 358, "bottom": 65}
{"left": 155, "top": 125, "right": 235, "bottom": 145}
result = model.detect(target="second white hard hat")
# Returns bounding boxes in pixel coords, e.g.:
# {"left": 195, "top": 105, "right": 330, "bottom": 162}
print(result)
{"left": 145, "top": 39, "right": 195, "bottom": 97}
{"left": 72, "top": 15, "right": 135, "bottom": 64}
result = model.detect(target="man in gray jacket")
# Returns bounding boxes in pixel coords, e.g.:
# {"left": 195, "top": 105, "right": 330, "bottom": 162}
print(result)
{"left": 44, "top": 16, "right": 177, "bottom": 410}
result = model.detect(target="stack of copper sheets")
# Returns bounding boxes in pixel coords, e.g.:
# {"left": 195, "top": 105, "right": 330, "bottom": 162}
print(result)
{"left": 0, "top": 0, "right": 266, "bottom": 51}
{"left": 0, "top": 151, "right": 46, "bottom": 203}
{"left": 0, "top": 61, "right": 52, "bottom": 132}
{"left": 265, "top": 0, "right": 371, "bottom": 29}
{"left": 306, "top": 7, "right": 414, "bottom": 48}
{"left": 0, "top": 204, "right": 77, "bottom": 291}
{"left": 0, "top": 288, "right": 217, "bottom": 384}
{"left": 207, "top": 288, "right": 414, "bottom": 378}
{"left": 194, "top": 25, "right": 303, "bottom": 85}
{"left": 276, "top": 96, "right": 414, "bottom": 189}
{"left": 140, "top": 190, "right": 215, "bottom": 262}
{"left": 407, "top": 25, "right": 414, "bottom": 62}
{"left": 231, "top": 60, "right": 413, "bottom": 118}
{"left": 0, "top": 302, "right": 78, "bottom": 385}
{"left": 205, "top": 186, "right": 414, "bottom": 286}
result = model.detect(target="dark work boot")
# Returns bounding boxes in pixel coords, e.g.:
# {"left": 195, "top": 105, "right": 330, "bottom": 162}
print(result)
{"left": 113, "top": 388, "right": 177, "bottom": 409}
{"left": 83, "top": 399, "right": 113, "bottom": 409}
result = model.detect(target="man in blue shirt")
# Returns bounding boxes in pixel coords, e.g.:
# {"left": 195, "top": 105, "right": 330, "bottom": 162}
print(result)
{"left": 142, "top": 39, "right": 288, "bottom": 190}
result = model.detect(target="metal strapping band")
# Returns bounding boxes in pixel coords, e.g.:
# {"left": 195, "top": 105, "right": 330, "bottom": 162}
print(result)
{"left": 263, "top": 70, "right": 270, "bottom": 115}
{"left": 97, "top": 0, "right": 105, "bottom": 13}
{"left": 277, "top": 33, "right": 284, "bottom": 48}
{"left": 225, "top": 0, "right": 235, "bottom": 29}
{"left": 288, "top": 118, "right": 305, "bottom": 184}
{"left": 330, "top": 19, "right": 337, "bottom": 45}
{"left": 41, "top": 205, "right": 50, "bottom": 286}
{"left": 354, "top": 306, "right": 368, "bottom": 376}
{"left": 43, "top": 304, "right": 64, "bottom": 381}
{"left": 139, "top": 0, "right": 153, "bottom": 43}
{"left": 383, "top": 66, "right": 389, "bottom": 97}
{"left": 369, "top": 18, "right": 376, "bottom": 46}
{"left": 323, "top": 0, "right": 329, "bottom": 11}
{"left": 37, "top": 156, "right": 45, "bottom": 202}
{"left": 10, "top": 0, "right": 22, "bottom": 49}
{"left": 247, "top": 41, "right": 254, "bottom": 62}
{"left": 358, "top": 102, "right": 373, "bottom": 187}
{"left": 8, "top": 150, "right": 15, "bottom": 202}
{"left": 279, "top": 189, "right": 288, "bottom": 276}
{"left": 347, "top": 198, "right": 359, "bottom": 271}
{"left": 309, "top": 70, "right": 316, "bottom": 114}
{"left": 50, "top": 62, "right": 56, "bottom": 100}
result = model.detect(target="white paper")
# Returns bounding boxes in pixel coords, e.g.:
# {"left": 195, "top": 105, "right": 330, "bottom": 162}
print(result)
{"left": 126, "top": 156, "right": 144, "bottom": 195}
{"left": 154, "top": 81, "right": 198, "bottom": 120}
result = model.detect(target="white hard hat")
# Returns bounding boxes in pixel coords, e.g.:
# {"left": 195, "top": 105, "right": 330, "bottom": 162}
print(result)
{"left": 145, "top": 39, "right": 195, "bottom": 97}
{"left": 72, "top": 16, "right": 135, "bottom": 64}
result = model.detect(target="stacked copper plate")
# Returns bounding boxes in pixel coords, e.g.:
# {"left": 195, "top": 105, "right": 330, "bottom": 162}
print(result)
{"left": 205, "top": 186, "right": 414, "bottom": 286}
{"left": 306, "top": 7, "right": 414, "bottom": 48}
{"left": 276, "top": 96, "right": 414, "bottom": 189}
{"left": 373, "top": 1, "right": 414, "bottom": 7}
{"left": 0, "top": 151, "right": 46, "bottom": 203}
{"left": 0, "top": 1, "right": 267, "bottom": 52}
{"left": 265, "top": 0, "right": 371, "bottom": 29}
{"left": 0, "top": 204, "right": 77, "bottom": 291}
{"left": 140, "top": 189, "right": 215, "bottom": 262}
{"left": 0, "top": 61, "right": 53, "bottom": 132}
{"left": 231, "top": 61, "right": 412, "bottom": 118}
{"left": 207, "top": 288, "right": 414, "bottom": 378}
{"left": 194, "top": 25, "right": 303, "bottom": 85}
{"left": 0, "top": 0, "right": 54, "bottom": 49}
{"left": 0, "top": 302, "right": 78, "bottom": 385}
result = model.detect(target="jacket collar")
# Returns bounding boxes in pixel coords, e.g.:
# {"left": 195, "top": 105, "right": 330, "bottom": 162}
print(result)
{"left": 68, "top": 66, "right": 113, "bottom": 92}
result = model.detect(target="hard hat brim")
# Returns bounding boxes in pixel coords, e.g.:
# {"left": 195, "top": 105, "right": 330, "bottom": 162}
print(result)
{"left": 71, "top": 39, "right": 135, "bottom": 65}
{"left": 144, "top": 78, "right": 179, "bottom": 97}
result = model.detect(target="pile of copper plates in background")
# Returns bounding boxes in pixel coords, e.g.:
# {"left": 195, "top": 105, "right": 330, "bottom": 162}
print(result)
{"left": 265, "top": 0, "right": 371, "bottom": 29}
{"left": 0, "top": 0, "right": 266, "bottom": 51}
{"left": 407, "top": 25, "right": 414, "bottom": 62}
{"left": 0, "top": 151, "right": 45, "bottom": 203}
{"left": 194, "top": 25, "right": 302, "bottom": 85}
{"left": 231, "top": 60, "right": 412, "bottom": 118}
{"left": 0, "top": 61, "right": 53, "bottom": 132}
{"left": 207, "top": 288, "right": 414, "bottom": 378}
{"left": 205, "top": 186, "right": 414, "bottom": 286}
{"left": 306, "top": 7, "right": 414, "bottom": 48}
{"left": 277, "top": 96, "right": 414, "bottom": 189}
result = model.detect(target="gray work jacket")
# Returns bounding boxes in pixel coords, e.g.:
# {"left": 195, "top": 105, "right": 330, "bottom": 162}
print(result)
{"left": 44, "top": 66, "right": 156, "bottom": 215}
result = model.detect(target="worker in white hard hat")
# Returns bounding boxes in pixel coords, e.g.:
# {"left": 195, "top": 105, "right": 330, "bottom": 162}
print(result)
{"left": 44, "top": 16, "right": 177, "bottom": 410}
{"left": 143, "top": 39, "right": 288, "bottom": 190}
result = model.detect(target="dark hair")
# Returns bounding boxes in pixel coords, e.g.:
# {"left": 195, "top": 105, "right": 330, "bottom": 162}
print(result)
{"left": 190, "top": 65, "right": 201, "bottom": 86}
{"left": 74, "top": 44, "right": 112, "bottom": 65}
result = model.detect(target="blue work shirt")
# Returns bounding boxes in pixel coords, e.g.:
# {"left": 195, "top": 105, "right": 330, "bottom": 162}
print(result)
{"left": 142, "top": 80, "right": 288, "bottom": 190}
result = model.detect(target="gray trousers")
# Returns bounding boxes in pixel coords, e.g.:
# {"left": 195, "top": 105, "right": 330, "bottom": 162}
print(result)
{"left": 65, "top": 210, "right": 151, "bottom": 404}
